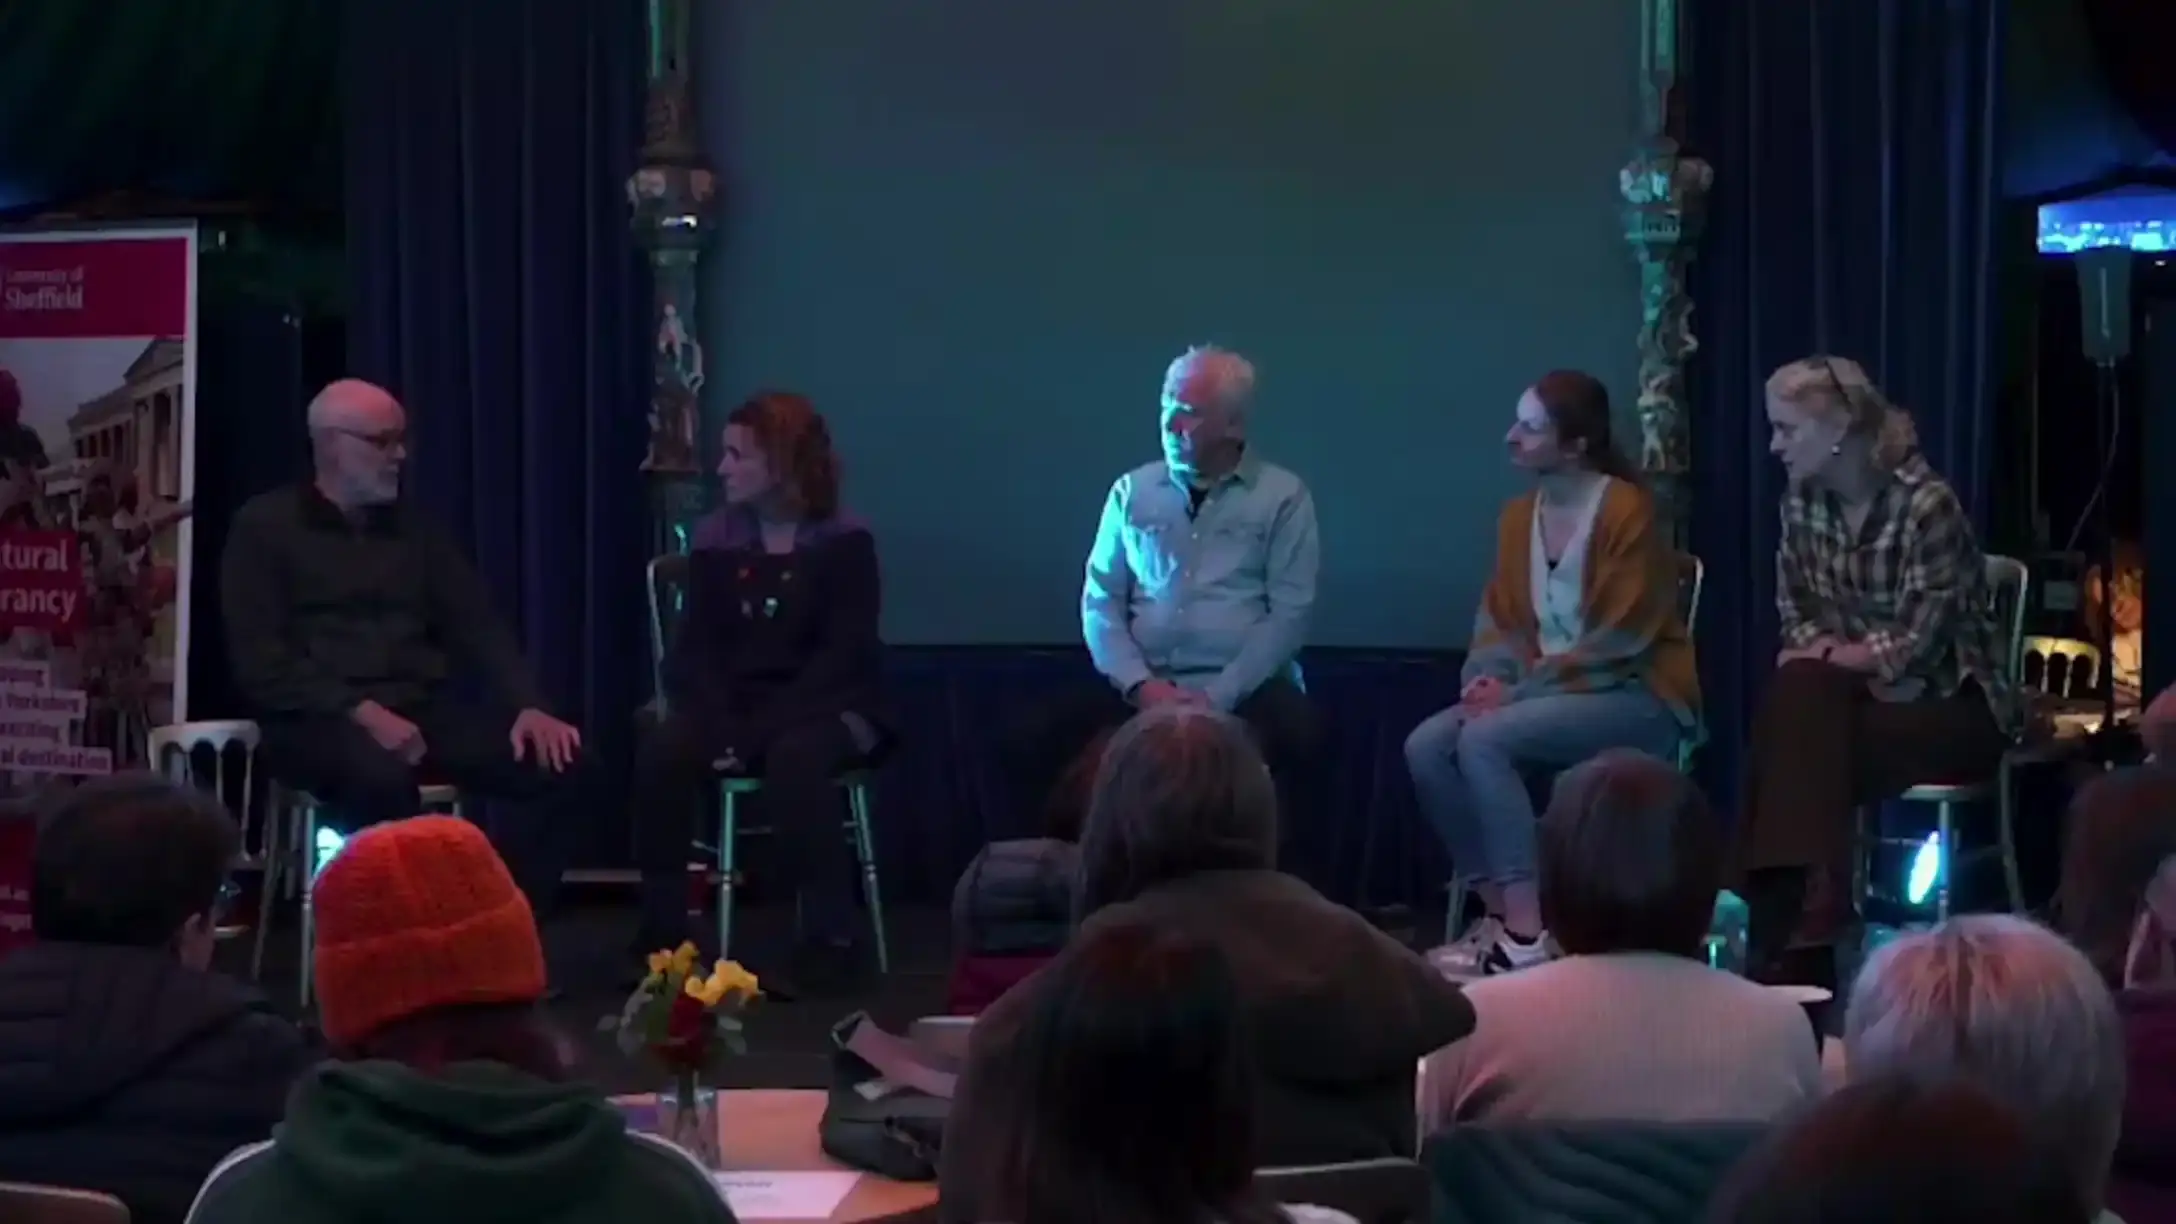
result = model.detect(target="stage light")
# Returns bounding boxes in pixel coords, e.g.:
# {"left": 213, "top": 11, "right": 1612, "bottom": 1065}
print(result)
{"left": 2037, "top": 187, "right": 2176, "bottom": 255}
{"left": 1906, "top": 831, "right": 1943, "bottom": 907}
{"left": 313, "top": 826, "right": 346, "bottom": 877}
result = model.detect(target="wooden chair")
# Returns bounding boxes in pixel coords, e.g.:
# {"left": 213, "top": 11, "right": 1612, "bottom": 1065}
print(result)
{"left": 2023, "top": 634, "right": 2101, "bottom": 699}
{"left": 646, "top": 553, "right": 890, "bottom": 971}
{"left": 146, "top": 719, "right": 268, "bottom": 959}
{"left": 1258, "top": 1158, "right": 1432, "bottom": 1224}
{"left": 148, "top": 719, "right": 463, "bottom": 1010}
{"left": 0, "top": 1181, "right": 130, "bottom": 1224}
{"left": 1854, "top": 554, "right": 2030, "bottom": 921}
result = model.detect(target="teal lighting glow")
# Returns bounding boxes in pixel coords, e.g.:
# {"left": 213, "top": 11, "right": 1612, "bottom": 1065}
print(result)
{"left": 2038, "top": 188, "right": 2176, "bottom": 254}
{"left": 1907, "top": 832, "right": 1944, "bottom": 907}
{"left": 313, "top": 826, "right": 347, "bottom": 876}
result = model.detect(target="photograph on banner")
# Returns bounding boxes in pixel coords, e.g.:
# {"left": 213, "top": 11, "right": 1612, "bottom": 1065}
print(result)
{"left": 0, "top": 225, "right": 197, "bottom": 804}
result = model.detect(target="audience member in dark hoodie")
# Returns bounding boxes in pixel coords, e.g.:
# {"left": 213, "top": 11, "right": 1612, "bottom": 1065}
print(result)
{"left": 0, "top": 773, "right": 313, "bottom": 1224}
{"left": 2058, "top": 767, "right": 2176, "bottom": 1224}
{"left": 939, "top": 706, "right": 1474, "bottom": 1221}
{"left": 953, "top": 919, "right": 1356, "bottom": 1224}
{"left": 184, "top": 815, "right": 734, "bottom": 1224}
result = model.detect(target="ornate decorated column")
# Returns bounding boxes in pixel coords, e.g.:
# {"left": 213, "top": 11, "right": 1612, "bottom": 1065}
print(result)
{"left": 627, "top": 0, "right": 719, "bottom": 557}
{"left": 1619, "top": 0, "right": 1711, "bottom": 546}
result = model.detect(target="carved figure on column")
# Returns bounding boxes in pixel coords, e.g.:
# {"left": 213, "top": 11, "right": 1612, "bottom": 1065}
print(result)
{"left": 1620, "top": 0, "right": 1710, "bottom": 545}
{"left": 628, "top": 0, "right": 719, "bottom": 554}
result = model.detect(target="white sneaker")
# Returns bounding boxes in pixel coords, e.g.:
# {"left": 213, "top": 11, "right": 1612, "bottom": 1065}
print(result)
{"left": 1428, "top": 914, "right": 1503, "bottom": 975}
{"left": 1476, "top": 927, "right": 1555, "bottom": 976}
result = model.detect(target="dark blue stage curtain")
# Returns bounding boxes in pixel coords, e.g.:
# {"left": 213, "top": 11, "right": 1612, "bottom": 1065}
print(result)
{"left": 1683, "top": 1, "right": 2007, "bottom": 807}
{"left": 341, "top": 0, "right": 652, "bottom": 865}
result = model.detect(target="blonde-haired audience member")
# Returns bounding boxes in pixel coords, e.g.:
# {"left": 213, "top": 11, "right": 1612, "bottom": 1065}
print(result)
{"left": 184, "top": 816, "right": 735, "bottom": 1224}
{"left": 1421, "top": 750, "right": 1818, "bottom": 1127}
{"left": 1843, "top": 914, "right": 2126, "bottom": 1224}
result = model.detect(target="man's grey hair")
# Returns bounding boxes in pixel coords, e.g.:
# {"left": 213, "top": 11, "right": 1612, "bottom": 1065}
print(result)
{"left": 1074, "top": 705, "right": 1277, "bottom": 921}
{"left": 1843, "top": 914, "right": 2125, "bottom": 1204}
{"left": 1162, "top": 345, "right": 1256, "bottom": 423}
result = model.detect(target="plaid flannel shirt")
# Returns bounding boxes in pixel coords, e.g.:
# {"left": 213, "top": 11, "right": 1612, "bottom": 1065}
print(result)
{"left": 1775, "top": 453, "right": 2017, "bottom": 730}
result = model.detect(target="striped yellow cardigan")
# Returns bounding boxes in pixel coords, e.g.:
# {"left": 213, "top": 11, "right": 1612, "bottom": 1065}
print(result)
{"left": 1462, "top": 480, "right": 1701, "bottom": 728}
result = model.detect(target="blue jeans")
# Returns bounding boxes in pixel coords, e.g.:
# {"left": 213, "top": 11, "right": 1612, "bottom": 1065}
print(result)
{"left": 1403, "top": 689, "right": 1683, "bottom": 885}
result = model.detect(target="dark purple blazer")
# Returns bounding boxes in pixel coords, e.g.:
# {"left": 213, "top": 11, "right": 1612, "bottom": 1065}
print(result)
{"left": 667, "top": 508, "right": 890, "bottom": 753}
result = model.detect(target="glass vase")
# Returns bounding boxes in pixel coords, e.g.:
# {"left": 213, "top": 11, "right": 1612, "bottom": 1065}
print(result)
{"left": 659, "top": 1081, "right": 723, "bottom": 1171}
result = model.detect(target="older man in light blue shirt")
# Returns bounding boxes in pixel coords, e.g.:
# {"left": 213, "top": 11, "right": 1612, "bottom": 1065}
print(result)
{"left": 1007, "top": 345, "right": 1326, "bottom": 830}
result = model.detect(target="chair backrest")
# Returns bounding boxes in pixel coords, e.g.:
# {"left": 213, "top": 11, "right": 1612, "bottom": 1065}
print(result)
{"left": 645, "top": 552, "right": 692, "bottom": 694}
{"left": 144, "top": 720, "right": 266, "bottom": 903}
{"left": 2022, "top": 634, "right": 2103, "bottom": 697}
{"left": 1257, "top": 1158, "right": 1432, "bottom": 1224}
{"left": 1984, "top": 554, "right": 2030, "bottom": 684}
{"left": 1675, "top": 552, "right": 1705, "bottom": 636}
{"left": 1422, "top": 1121, "right": 1766, "bottom": 1224}
{"left": 0, "top": 1182, "right": 130, "bottom": 1224}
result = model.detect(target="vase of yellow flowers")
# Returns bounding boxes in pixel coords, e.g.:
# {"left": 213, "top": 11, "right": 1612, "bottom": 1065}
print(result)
{"left": 604, "top": 942, "right": 761, "bottom": 1171}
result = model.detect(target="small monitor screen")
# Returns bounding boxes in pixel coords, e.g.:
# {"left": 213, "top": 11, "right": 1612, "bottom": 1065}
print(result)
{"left": 2038, "top": 187, "right": 2176, "bottom": 254}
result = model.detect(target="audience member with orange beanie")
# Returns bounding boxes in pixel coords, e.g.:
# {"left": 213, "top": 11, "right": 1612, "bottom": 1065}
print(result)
{"left": 183, "top": 816, "right": 735, "bottom": 1224}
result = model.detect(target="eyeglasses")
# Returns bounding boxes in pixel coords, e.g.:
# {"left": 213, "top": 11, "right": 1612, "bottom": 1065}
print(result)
{"left": 333, "top": 427, "right": 406, "bottom": 452}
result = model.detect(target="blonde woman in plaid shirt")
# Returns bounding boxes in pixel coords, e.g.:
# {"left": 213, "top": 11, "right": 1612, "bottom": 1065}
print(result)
{"left": 1733, "top": 356, "right": 2016, "bottom": 986}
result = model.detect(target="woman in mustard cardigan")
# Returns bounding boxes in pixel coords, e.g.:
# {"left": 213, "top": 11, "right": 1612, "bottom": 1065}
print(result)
{"left": 1404, "top": 370, "right": 1700, "bottom": 975}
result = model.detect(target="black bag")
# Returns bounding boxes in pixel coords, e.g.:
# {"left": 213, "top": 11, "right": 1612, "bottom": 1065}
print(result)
{"left": 818, "top": 1011, "right": 958, "bottom": 1181}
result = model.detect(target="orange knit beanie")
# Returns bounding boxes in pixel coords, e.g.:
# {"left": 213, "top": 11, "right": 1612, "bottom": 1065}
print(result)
{"left": 310, "top": 814, "right": 547, "bottom": 1048}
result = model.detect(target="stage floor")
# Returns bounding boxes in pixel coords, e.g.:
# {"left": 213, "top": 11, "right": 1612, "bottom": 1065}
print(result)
{"left": 219, "top": 900, "right": 960, "bottom": 1096}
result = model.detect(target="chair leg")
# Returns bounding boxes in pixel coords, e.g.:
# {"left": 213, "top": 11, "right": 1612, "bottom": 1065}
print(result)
{"left": 1935, "top": 801, "right": 1955, "bottom": 923}
{"left": 299, "top": 803, "right": 319, "bottom": 1012}
{"left": 848, "top": 782, "right": 889, "bottom": 974}
{"left": 1996, "top": 757, "right": 2026, "bottom": 914}
{"left": 250, "top": 791, "right": 286, "bottom": 984}
{"left": 1445, "top": 875, "right": 1473, "bottom": 945}
{"left": 715, "top": 788, "right": 739, "bottom": 960}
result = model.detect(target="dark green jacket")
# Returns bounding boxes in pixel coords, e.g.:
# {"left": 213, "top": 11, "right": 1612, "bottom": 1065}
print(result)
{"left": 182, "top": 1060, "right": 736, "bottom": 1224}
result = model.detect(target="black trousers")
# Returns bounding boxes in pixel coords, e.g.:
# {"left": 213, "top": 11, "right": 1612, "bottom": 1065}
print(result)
{"left": 1006, "top": 677, "right": 1326, "bottom": 855}
{"left": 630, "top": 711, "right": 867, "bottom": 952}
{"left": 258, "top": 698, "right": 589, "bottom": 919}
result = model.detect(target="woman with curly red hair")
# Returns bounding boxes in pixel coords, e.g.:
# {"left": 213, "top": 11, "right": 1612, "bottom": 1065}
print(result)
{"left": 632, "top": 391, "right": 892, "bottom": 997}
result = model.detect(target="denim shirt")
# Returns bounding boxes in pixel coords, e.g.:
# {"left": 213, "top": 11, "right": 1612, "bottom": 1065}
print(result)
{"left": 1079, "top": 453, "right": 1319, "bottom": 710}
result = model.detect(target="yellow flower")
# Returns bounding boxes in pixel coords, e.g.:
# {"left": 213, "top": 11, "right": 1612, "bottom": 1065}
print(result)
{"left": 681, "top": 959, "right": 761, "bottom": 1008}
{"left": 646, "top": 950, "right": 673, "bottom": 976}
{"left": 709, "top": 959, "right": 761, "bottom": 999}
{"left": 669, "top": 941, "right": 699, "bottom": 976}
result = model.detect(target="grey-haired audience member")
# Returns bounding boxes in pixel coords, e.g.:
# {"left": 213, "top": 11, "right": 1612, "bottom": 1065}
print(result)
{"left": 939, "top": 705, "right": 1473, "bottom": 1223}
{"left": 1844, "top": 914, "right": 2126, "bottom": 1221}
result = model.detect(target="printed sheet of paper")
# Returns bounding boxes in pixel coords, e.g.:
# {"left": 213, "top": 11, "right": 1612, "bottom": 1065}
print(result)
{"left": 713, "top": 1170, "right": 860, "bottom": 1220}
